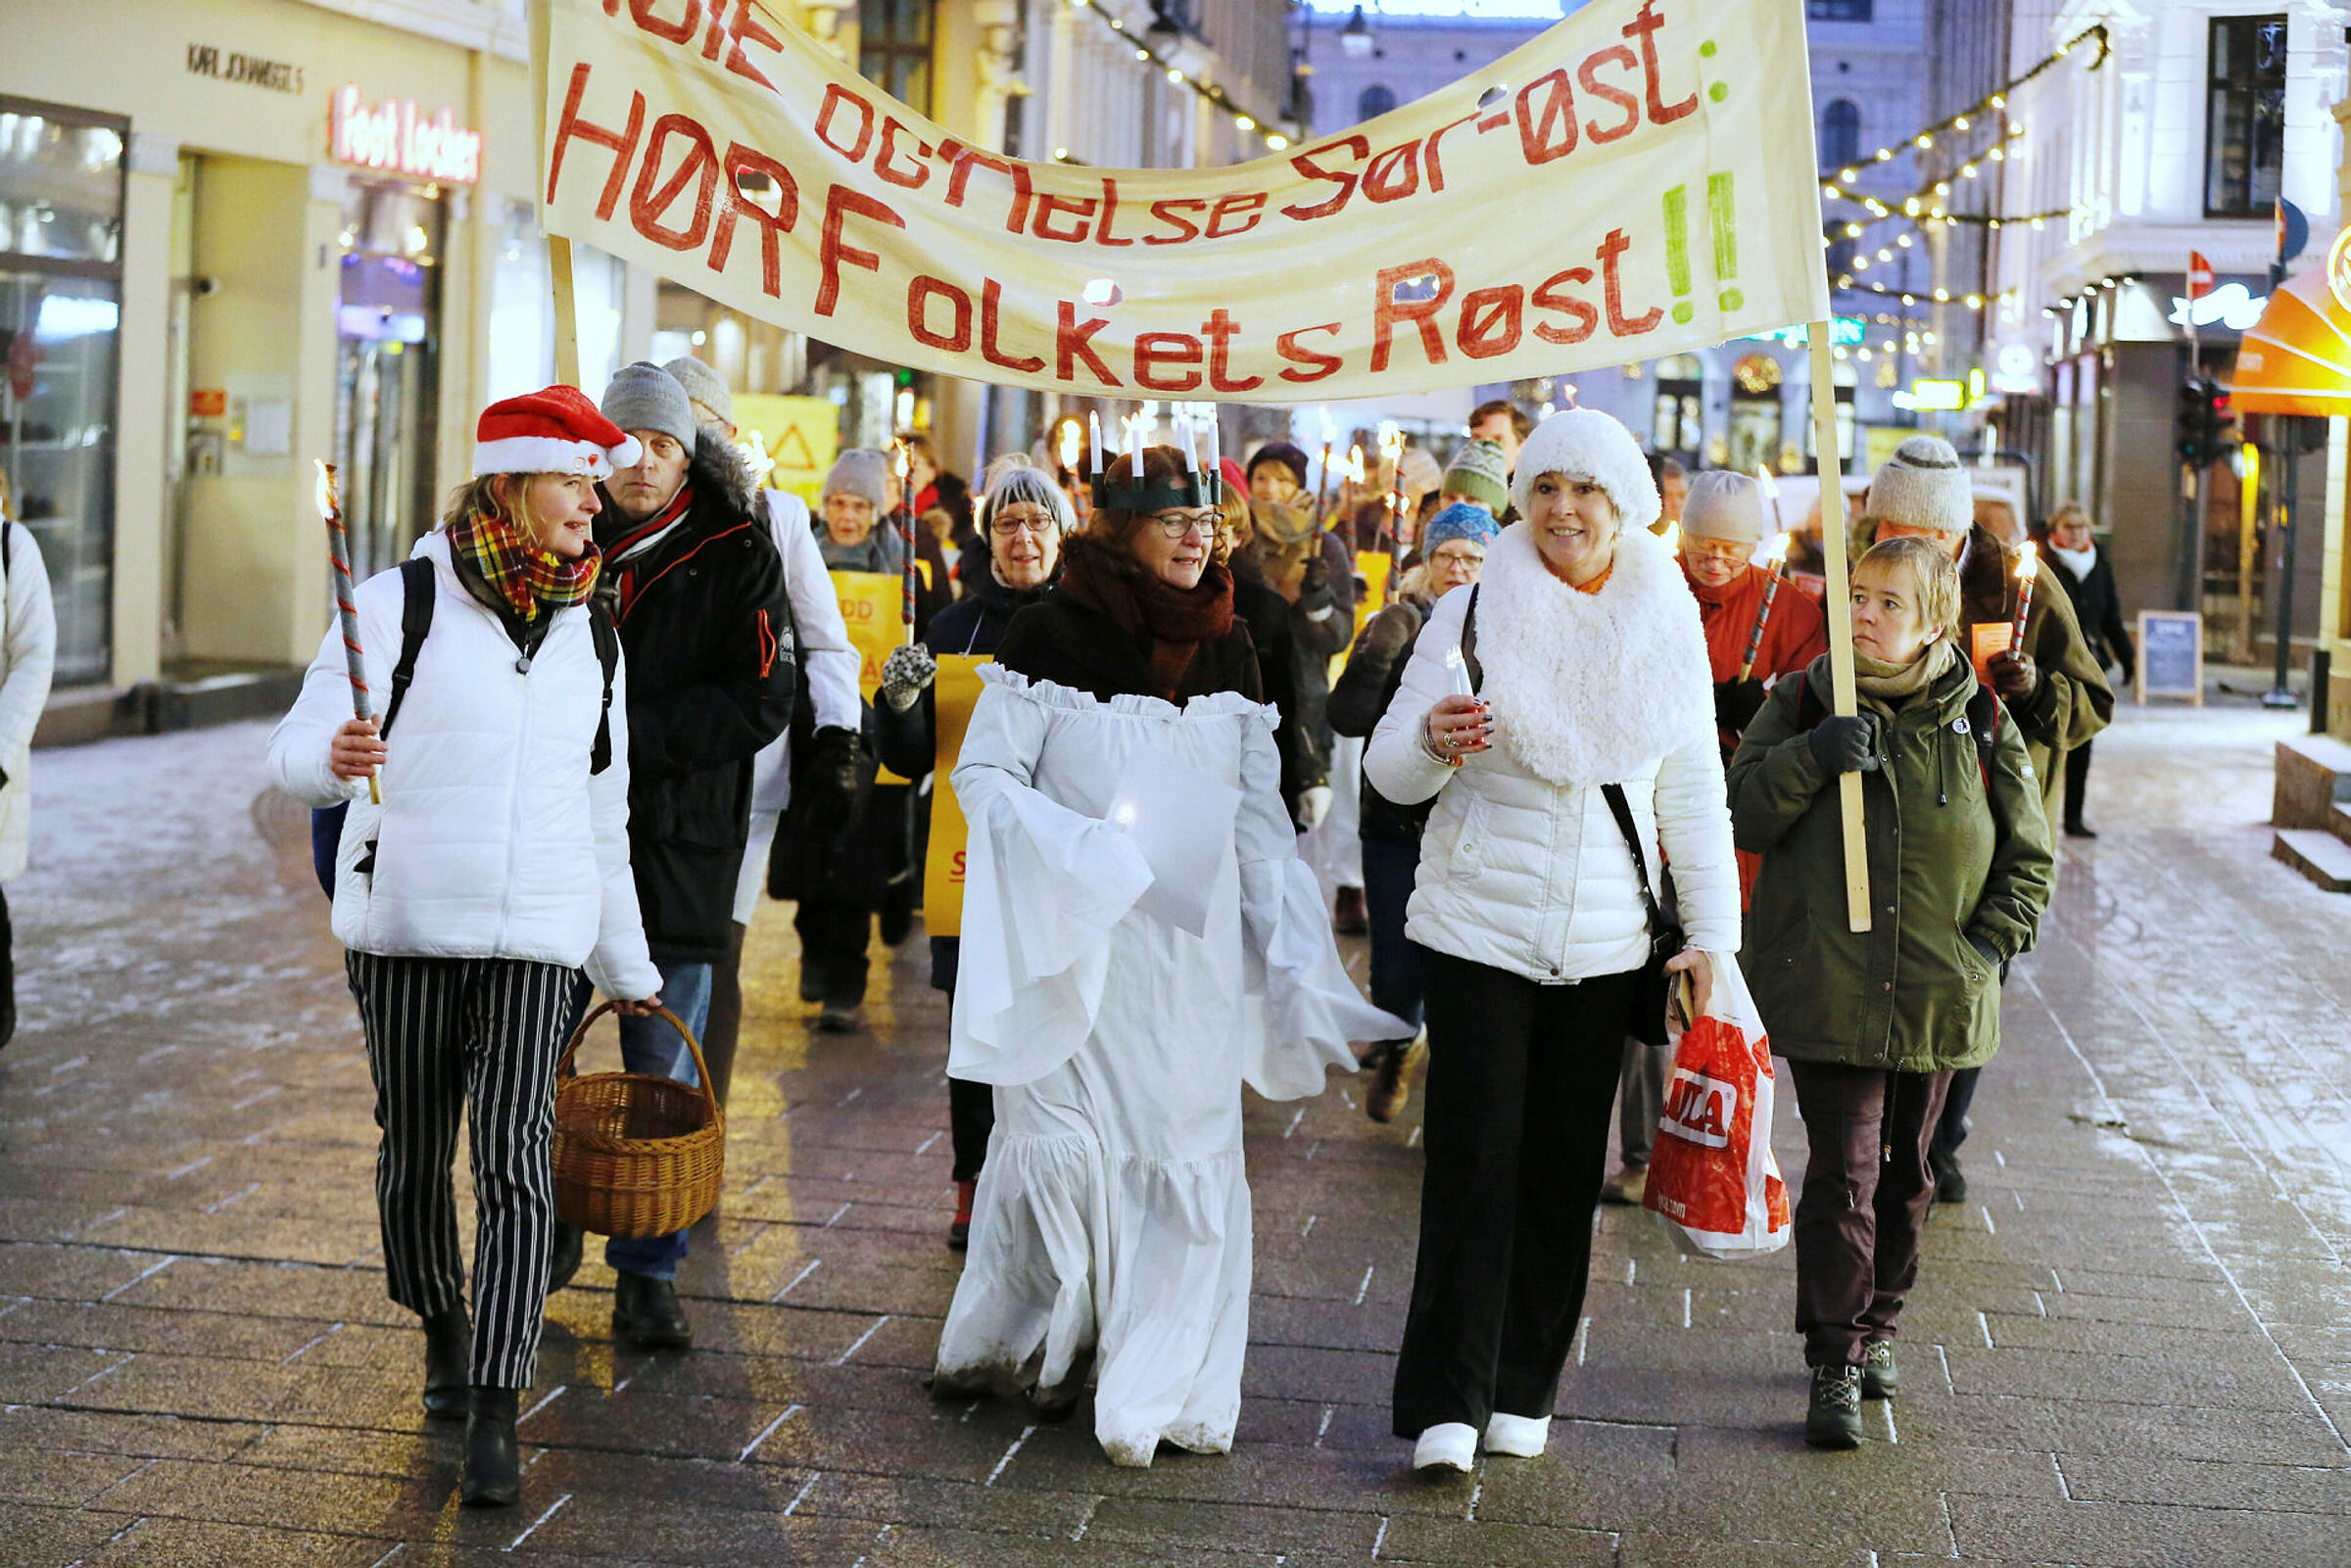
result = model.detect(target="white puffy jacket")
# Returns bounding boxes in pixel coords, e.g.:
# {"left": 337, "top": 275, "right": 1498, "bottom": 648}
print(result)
{"left": 267, "top": 532, "right": 661, "bottom": 1000}
{"left": 0, "top": 523, "right": 56, "bottom": 883}
{"left": 1364, "top": 524, "right": 1739, "bottom": 983}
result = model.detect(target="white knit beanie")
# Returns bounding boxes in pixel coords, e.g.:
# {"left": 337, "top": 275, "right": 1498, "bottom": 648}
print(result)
{"left": 1509, "top": 408, "right": 1660, "bottom": 534}
{"left": 1679, "top": 470, "right": 1765, "bottom": 546}
{"left": 1866, "top": 435, "right": 1972, "bottom": 536}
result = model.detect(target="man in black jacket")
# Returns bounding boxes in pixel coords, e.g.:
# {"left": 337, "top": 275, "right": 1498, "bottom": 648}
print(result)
{"left": 2044, "top": 502, "right": 2135, "bottom": 838}
{"left": 582, "top": 362, "right": 794, "bottom": 1349}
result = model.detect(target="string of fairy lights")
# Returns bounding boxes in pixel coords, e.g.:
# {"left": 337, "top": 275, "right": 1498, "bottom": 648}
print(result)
{"left": 1048, "top": 0, "right": 1296, "bottom": 163}
{"left": 1820, "top": 24, "right": 2111, "bottom": 294}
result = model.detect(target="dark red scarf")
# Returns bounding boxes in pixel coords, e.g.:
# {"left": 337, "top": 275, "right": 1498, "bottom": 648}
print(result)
{"left": 603, "top": 482, "right": 695, "bottom": 619}
{"left": 1058, "top": 535, "right": 1235, "bottom": 701}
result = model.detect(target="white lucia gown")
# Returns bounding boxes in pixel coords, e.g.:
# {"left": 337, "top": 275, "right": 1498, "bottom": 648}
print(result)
{"left": 934, "top": 666, "right": 1404, "bottom": 1467}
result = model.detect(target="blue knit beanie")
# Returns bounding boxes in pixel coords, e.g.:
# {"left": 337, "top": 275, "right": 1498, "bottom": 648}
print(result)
{"left": 1424, "top": 502, "right": 1501, "bottom": 553}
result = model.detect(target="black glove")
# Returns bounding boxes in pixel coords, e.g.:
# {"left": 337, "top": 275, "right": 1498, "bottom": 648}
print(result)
{"left": 800, "top": 726, "right": 864, "bottom": 836}
{"left": 1712, "top": 678, "right": 1768, "bottom": 734}
{"left": 1989, "top": 648, "right": 2039, "bottom": 702}
{"left": 1806, "top": 713, "right": 1881, "bottom": 775}
{"left": 1966, "top": 933, "right": 2002, "bottom": 971}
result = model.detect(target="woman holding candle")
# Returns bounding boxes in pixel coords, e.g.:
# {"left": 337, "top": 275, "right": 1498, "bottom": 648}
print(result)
{"left": 1727, "top": 536, "right": 2053, "bottom": 1448}
{"left": 1852, "top": 435, "right": 2111, "bottom": 1203}
{"left": 268, "top": 387, "right": 665, "bottom": 1508}
{"left": 1366, "top": 409, "right": 1738, "bottom": 1474}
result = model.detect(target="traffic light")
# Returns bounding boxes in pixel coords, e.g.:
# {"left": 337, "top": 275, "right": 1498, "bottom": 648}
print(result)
{"left": 2176, "top": 377, "right": 2233, "bottom": 468}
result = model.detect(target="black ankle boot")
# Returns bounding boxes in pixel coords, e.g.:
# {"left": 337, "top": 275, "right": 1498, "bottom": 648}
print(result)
{"left": 421, "top": 1305, "right": 470, "bottom": 1419}
{"left": 460, "top": 1386, "right": 521, "bottom": 1507}
{"left": 612, "top": 1270, "right": 693, "bottom": 1351}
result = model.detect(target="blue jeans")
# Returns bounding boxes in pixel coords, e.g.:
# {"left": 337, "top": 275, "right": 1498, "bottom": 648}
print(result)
{"left": 604, "top": 960, "right": 713, "bottom": 1281}
{"left": 1361, "top": 835, "right": 1425, "bottom": 1041}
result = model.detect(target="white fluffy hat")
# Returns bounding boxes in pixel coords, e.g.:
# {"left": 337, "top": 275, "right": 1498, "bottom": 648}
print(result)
{"left": 1509, "top": 408, "right": 1660, "bottom": 534}
{"left": 1866, "top": 434, "right": 1972, "bottom": 536}
{"left": 1680, "top": 470, "right": 1766, "bottom": 545}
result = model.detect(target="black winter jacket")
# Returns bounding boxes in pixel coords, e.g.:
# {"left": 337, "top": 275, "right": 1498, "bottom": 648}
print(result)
{"left": 993, "top": 588, "right": 1262, "bottom": 708}
{"left": 2048, "top": 542, "right": 2135, "bottom": 682}
{"left": 594, "top": 429, "right": 795, "bottom": 965}
{"left": 1233, "top": 532, "right": 1353, "bottom": 815}
{"left": 1326, "top": 594, "right": 1436, "bottom": 845}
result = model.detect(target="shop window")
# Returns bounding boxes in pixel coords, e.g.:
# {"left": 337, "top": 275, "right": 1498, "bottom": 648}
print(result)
{"left": 2205, "top": 14, "right": 2287, "bottom": 218}
{"left": 1652, "top": 354, "right": 1704, "bottom": 458}
{"left": 332, "top": 180, "right": 443, "bottom": 581}
{"left": 860, "top": 0, "right": 935, "bottom": 116}
{"left": 1727, "top": 355, "right": 1784, "bottom": 476}
{"left": 1820, "top": 99, "right": 1860, "bottom": 167}
{"left": 0, "top": 97, "right": 124, "bottom": 687}
{"left": 1359, "top": 85, "right": 1398, "bottom": 120}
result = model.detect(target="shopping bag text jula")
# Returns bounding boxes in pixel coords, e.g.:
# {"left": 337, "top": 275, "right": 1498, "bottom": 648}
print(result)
{"left": 1642, "top": 954, "right": 1791, "bottom": 1259}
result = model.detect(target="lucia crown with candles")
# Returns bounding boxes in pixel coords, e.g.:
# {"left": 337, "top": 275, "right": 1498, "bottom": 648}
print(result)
{"left": 1085, "top": 407, "right": 1223, "bottom": 512}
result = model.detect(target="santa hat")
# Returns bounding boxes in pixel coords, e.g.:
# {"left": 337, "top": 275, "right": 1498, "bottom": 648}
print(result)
{"left": 473, "top": 387, "right": 642, "bottom": 482}
{"left": 1510, "top": 407, "right": 1659, "bottom": 533}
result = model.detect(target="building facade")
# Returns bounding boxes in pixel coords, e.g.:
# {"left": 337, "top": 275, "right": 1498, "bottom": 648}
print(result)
{"left": 1983, "top": 0, "right": 2349, "bottom": 641}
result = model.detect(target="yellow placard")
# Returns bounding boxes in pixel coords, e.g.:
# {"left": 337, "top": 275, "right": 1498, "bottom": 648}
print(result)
{"left": 735, "top": 393, "right": 839, "bottom": 509}
{"left": 921, "top": 655, "right": 989, "bottom": 938}
{"left": 834, "top": 568, "right": 916, "bottom": 784}
{"left": 1354, "top": 551, "right": 1395, "bottom": 638}
{"left": 1969, "top": 620, "right": 2014, "bottom": 686}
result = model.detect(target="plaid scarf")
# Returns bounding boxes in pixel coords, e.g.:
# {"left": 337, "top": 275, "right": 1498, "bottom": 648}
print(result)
{"left": 447, "top": 504, "right": 601, "bottom": 623}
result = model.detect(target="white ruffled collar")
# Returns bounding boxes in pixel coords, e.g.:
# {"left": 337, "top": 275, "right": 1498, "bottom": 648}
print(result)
{"left": 977, "top": 663, "right": 1278, "bottom": 731}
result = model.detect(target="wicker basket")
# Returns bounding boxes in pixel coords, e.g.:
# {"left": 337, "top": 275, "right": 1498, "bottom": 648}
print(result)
{"left": 552, "top": 1000, "right": 726, "bottom": 1239}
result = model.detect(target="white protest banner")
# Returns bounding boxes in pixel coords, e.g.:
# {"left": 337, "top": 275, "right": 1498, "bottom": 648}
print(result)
{"left": 540, "top": 0, "right": 1828, "bottom": 401}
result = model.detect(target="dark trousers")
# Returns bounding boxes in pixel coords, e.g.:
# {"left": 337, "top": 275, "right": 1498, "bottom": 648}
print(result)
{"left": 1787, "top": 1060, "right": 1953, "bottom": 1367}
{"left": 345, "top": 951, "right": 575, "bottom": 1390}
{"left": 794, "top": 897, "right": 872, "bottom": 1006}
{"left": 0, "top": 882, "right": 15, "bottom": 1049}
{"left": 949, "top": 1077, "right": 994, "bottom": 1183}
{"left": 1392, "top": 951, "right": 1635, "bottom": 1436}
{"left": 2062, "top": 739, "right": 2093, "bottom": 829}
{"left": 699, "top": 922, "right": 747, "bottom": 1113}
{"left": 1360, "top": 836, "right": 1426, "bottom": 1040}
{"left": 1930, "top": 1065, "right": 1980, "bottom": 1162}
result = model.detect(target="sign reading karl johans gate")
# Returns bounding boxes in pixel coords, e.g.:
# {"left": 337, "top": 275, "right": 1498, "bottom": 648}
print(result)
{"left": 538, "top": 0, "right": 1830, "bottom": 401}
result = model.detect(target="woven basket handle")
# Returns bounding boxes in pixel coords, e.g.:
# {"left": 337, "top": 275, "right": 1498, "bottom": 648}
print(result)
{"left": 557, "top": 998, "right": 723, "bottom": 1123}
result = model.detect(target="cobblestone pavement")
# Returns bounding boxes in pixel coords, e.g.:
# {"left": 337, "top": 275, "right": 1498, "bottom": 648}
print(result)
{"left": 3, "top": 703, "right": 2350, "bottom": 1565}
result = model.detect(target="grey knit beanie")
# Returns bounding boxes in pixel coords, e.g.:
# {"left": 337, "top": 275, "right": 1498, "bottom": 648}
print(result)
{"left": 662, "top": 356, "right": 732, "bottom": 425}
{"left": 1441, "top": 438, "right": 1511, "bottom": 514}
{"left": 1866, "top": 435, "right": 1972, "bottom": 536}
{"left": 600, "top": 361, "right": 696, "bottom": 451}
{"left": 824, "top": 449, "right": 892, "bottom": 512}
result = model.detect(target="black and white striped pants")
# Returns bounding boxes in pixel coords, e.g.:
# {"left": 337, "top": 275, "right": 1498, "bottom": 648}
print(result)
{"left": 345, "top": 951, "right": 576, "bottom": 1390}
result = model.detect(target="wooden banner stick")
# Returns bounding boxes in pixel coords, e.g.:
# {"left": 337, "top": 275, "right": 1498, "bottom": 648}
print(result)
{"left": 549, "top": 235, "right": 582, "bottom": 390}
{"left": 1806, "top": 330, "right": 1872, "bottom": 933}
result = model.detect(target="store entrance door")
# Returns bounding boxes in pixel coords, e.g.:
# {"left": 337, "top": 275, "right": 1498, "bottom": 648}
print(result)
{"left": 333, "top": 181, "right": 442, "bottom": 581}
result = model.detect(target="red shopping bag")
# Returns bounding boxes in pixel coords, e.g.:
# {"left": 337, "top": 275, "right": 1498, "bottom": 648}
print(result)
{"left": 1643, "top": 955, "right": 1791, "bottom": 1258}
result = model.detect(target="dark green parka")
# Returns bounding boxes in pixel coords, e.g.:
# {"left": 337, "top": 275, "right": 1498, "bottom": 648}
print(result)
{"left": 1728, "top": 649, "right": 2055, "bottom": 1073}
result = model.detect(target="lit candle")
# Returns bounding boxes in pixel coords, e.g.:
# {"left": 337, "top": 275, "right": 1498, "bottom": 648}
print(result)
{"left": 2009, "top": 540, "right": 2038, "bottom": 649}
{"left": 1176, "top": 411, "right": 1200, "bottom": 478}
{"left": 315, "top": 460, "right": 380, "bottom": 805}
{"left": 1204, "top": 414, "right": 1223, "bottom": 500}
{"left": 1087, "top": 411, "right": 1104, "bottom": 477}
{"left": 1058, "top": 418, "right": 1081, "bottom": 476}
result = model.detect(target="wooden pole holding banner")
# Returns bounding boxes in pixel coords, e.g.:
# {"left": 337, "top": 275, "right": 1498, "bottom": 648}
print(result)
{"left": 549, "top": 235, "right": 582, "bottom": 389}
{"left": 1806, "top": 331, "right": 1872, "bottom": 934}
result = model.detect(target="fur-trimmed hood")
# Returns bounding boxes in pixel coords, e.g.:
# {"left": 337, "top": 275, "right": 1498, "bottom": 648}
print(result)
{"left": 1473, "top": 521, "right": 1715, "bottom": 787}
{"left": 691, "top": 423, "right": 759, "bottom": 520}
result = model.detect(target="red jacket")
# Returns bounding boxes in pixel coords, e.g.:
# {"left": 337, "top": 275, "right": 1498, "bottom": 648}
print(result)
{"left": 1683, "top": 557, "right": 1826, "bottom": 753}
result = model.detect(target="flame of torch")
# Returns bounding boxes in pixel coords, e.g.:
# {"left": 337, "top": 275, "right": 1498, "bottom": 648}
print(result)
{"left": 316, "top": 460, "right": 380, "bottom": 805}
{"left": 1057, "top": 419, "right": 1080, "bottom": 474}
{"left": 891, "top": 441, "right": 917, "bottom": 636}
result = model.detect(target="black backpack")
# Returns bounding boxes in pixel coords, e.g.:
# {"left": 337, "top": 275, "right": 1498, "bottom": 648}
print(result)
{"left": 311, "top": 558, "right": 619, "bottom": 897}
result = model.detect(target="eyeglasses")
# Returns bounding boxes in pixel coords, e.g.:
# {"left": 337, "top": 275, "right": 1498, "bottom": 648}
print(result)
{"left": 1146, "top": 510, "right": 1220, "bottom": 540}
{"left": 1428, "top": 547, "right": 1484, "bottom": 569}
{"left": 989, "top": 512, "right": 1057, "bottom": 538}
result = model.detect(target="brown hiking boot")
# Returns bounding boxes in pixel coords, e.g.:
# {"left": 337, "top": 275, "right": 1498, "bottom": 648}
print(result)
{"left": 1366, "top": 1031, "right": 1426, "bottom": 1123}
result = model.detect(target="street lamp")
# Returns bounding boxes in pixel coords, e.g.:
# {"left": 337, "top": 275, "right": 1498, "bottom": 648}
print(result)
{"left": 1340, "top": 5, "right": 1373, "bottom": 59}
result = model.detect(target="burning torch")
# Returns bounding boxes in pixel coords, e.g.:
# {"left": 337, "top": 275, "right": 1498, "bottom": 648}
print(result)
{"left": 315, "top": 460, "right": 379, "bottom": 805}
